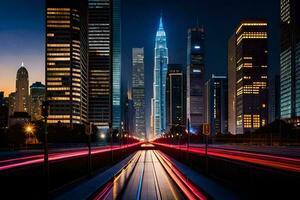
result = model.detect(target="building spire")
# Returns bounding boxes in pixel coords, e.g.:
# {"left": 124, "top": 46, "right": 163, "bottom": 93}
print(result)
{"left": 159, "top": 11, "right": 163, "bottom": 29}
{"left": 21, "top": 62, "right": 24, "bottom": 67}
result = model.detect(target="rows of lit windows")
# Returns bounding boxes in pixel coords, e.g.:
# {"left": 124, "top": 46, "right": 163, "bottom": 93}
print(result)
{"left": 236, "top": 23, "right": 267, "bottom": 34}
{"left": 47, "top": 44, "right": 70, "bottom": 47}
{"left": 243, "top": 115, "right": 252, "bottom": 128}
{"left": 48, "top": 97, "right": 70, "bottom": 101}
{"left": 47, "top": 57, "right": 70, "bottom": 61}
{"left": 47, "top": 87, "right": 70, "bottom": 91}
{"left": 48, "top": 120, "right": 70, "bottom": 124}
{"left": 237, "top": 32, "right": 267, "bottom": 44}
{"left": 47, "top": 24, "right": 70, "bottom": 28}
{"left": 47, "top": 68, "right": 70, "bottom": 71}
{"left": 253, "top": 115, "right": 261, "bottom": 128}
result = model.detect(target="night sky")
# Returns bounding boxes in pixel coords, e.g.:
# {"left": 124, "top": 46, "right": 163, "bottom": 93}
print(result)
{"left": 0, "top": 0, "right": 280, "bottom": 131}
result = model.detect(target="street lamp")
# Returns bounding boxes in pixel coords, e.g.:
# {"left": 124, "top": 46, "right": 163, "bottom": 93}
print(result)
{"left": 24, "top": 123, "right": 35, "bottom": 147}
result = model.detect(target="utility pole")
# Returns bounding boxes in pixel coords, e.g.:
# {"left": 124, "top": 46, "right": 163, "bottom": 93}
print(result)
{"left": 41, "top": 101, "right": 49, "bottom": 196}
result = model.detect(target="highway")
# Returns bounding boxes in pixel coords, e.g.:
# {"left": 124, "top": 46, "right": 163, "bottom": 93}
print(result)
{"left": 92, "top": 150, "right": 207, "bottom": 200}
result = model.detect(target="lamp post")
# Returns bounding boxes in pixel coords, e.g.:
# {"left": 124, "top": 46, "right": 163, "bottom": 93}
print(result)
{"left": 86, "top": 123, "right": 93, "bottom": 176}
{"left": 41, "top": 100, "right": 49, "bottom": 195}
{"left": 109, "top": 123, "right": 113, "bottom": 162}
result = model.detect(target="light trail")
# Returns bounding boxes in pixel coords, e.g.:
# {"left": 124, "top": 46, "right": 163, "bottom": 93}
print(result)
{"left": 0, "top": 143, "right": 142, "bottom": 172}
{"left": 152, "top": 142, "right": 300, "bottom": 173}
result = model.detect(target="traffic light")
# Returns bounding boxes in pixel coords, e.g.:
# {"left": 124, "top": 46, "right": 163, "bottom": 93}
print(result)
{"left": 202, "top": 123, "right": 210, "bottom": 135}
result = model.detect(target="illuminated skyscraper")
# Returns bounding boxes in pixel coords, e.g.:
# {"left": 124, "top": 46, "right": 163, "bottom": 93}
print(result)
{"left": 204, "top": 75, "right": 228, "bottom": 135}
{"left": 132, "top": 48, "right": 146, "bottom": 138}
{"left": 280, "top": 0, "right": 300, "bottom": 125}
{"left": 153, "top": 16, "right": 168, "bottom": 136}
{"left": 186, "top": 27, "right": 205, "bottom": 132}
{"left": 46, "top": 0, "right": 88, "bottom": 125}
{"left": 30, "top": 82, "right": 45, "bottom": 121}
{"left": 16, "top": 63, "right": 29, "bottom": 113}
{"left": 88, "top": 0, "right": 121, "bottom": 129}
{"left": 166, "top": 64, "right": 186, "bottom": 131}
{"left": 234, "top": 21, "right": 268, "bottom": 134}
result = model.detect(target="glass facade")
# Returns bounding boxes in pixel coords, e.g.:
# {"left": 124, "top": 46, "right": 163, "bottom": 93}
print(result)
{"left": 132, "top": 48, "right": 146, "bottom": 138}
{"left": 186, "top": 27, "right": 205, "bottom": 132}
{"left": 153, "top": 16, "right": 168, "bottom": 136}
{"left": 112, "top": 0, "right": 121, "bottom": 129}
{"left": 280, "top": 0, "right": 300, "bottom": 120}
{"left": 88, "top": 0, "right": 112, "bottom": 127}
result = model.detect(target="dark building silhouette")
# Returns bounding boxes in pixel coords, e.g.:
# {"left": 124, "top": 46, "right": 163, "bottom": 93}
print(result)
{"left": 0, "top": 92, "right": 9, "bottom": 128}
{"left": 186, "top": 26, "right": 205, "bottom": 132}
{"left": 269, "top": 75, "right": 280, "bottom": 122}
{"left": 166, "top": 64, "right": 186, "bottom": 131}
{"left": 205, "top": 75, "right": 228, "bottom": 135}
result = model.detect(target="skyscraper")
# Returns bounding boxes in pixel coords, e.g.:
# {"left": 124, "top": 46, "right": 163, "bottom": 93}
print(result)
{"left": 30, "top": 82, "right": 45, "bottom": 121}
{"left": 204, "top": 75, "right": 228, "bottom": 135}
{"left": 186, "top": 26, "right": 205, "bottom": 132}
{"left": 87, "top": 0, "right": 121, "bottom": 129}
{"left": 0, "top": 92, "right": 8, "bottom": 128}
{"left": 153, "top": 16, "right": 168, "bottom": 136}
{"left": 228, "top": 34, "right": 237, "bottom": 135}
{"left": 16, "top": 63, "right": 29, "bottom": 113}
{"left": 112, "top": 0, "right": 121, "bottom": 129}
{"left": 234, "top": 21, "right": 268, "bottom": 134}
{"left": 280, "top": 0, "right": 300, "bottom": 125}
{"left": 8, "top": 92, "right": 16, "bottom": 116}
{"left": 46, "top": 0, "right": 88, "bottom": 125}
{"left": 132, "top": 48, "right": 146, "bottom": 138}
{"left": 166, "top": 64, "right": 186, "bottom": 131}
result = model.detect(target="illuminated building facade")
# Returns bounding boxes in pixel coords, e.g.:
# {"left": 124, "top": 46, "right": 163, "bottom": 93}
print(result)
{"left": 132, "top": 48, "right": 146, "bottom": 138}
{"left": 88, "top": 0, "right": 121, "bottom": 129}
{"left": 8, "top": 92, "right": 16, "bottom": 116}
{"left": 204, "top": 75, "right": 228, "bottom": 135}
{"left": 166, "top": 64, "right": 186, "bottom": 130}
{"left": 280, "top": 0, "right": 300, "bottom": 125}
{"left": 186, "top": 27, "right": 205, "bottom": 132}
{"left": 153, "top": 16, "right": 168, "bottom": 136}
{"left": 16, "top": 64, "right": 29, "bottom": 113}
{"left": 46, "top": 0, "right": 88, "bottom": 125}
{"left": 30, "top": 82, "right": 45, "bottom": 121}
{"left": 235, "top": 21, "right": 268, "bottom": 134}
{"left": 228, "top": 34, "right": 237, "bottom": 134}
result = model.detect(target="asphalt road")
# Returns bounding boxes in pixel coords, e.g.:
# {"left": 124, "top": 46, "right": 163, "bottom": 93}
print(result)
{"left": 102, "top": 150, "right": 186, "bottom": 200}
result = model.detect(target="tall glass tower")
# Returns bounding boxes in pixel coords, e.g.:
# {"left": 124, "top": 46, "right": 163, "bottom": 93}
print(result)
{"left": 153, "top": 16, "right": 168, "bottom": 136}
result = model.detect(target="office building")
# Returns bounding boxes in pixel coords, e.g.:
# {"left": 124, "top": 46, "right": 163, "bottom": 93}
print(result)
{"left": 15, "top": 63, "right": 29, "bottom": 113}
{"left": 280, "top": 0, "right": 300, "bottom": 126}
{"left": 87, "top": 0, "right": 121, "bottom": 129}
{"left": 186, "top": 26, "right": 205, "bottom": 133}
{"left": 153, "top": 16, "right": 168, "bottom": 136}
{"left": 166, "top": 64, "right": 186, "bottom": 130}
{"left": 30, "top": 82, "right": 45, "bottom": 121}
{"left": 234, "top": 20, "right": 269, "bottom": 134}
{"left": 46, "top": 0, "right": 88, "bottom": 125}
{"left": 132, "top": 48, "right": 146, "bottom": 138}
{"left": 0, "top": 92, "right": 8, "bottom": 128}
{"left": 204, "top": 75, "right": 228, "bottom": 135}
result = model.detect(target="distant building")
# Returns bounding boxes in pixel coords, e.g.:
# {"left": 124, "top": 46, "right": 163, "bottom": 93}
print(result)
{"left": 132, "top": 48, "right": 146, "bottom": 138}
{"left": 166, "top": 64, "right": 186, "bottom": 131}
{"left": 204, "top": 75, "right": 228, "bottom": 135}
{"left": 30, "top": 82, "right": 45, "bottom": 121}
{"left": 228, "top": 34, "right": 237, "bottom": 134}
{"left": 186, "top": 26, "right": 205, "bottom": 133}
{"left": 16, "top": 63, "right": 29, "bottom": 113}
{"left": 232, "top": 20, "right": 269, "bottom": 134}
{"left": 8, "top": 112, "right": 31, "bottom": 127}
{"left": 280, "top": 0, "right": 300, "bottom": 126}
{"left": 8, "top": 92, "right": 16, "bottom": 116}
{"left": 124, "top": 90, "right": 135, "bottom": 135}
{"left": 269, "top": 75, "right": 280, "bottom": 122}
{"left": 0, "top": 92, "right": 9, "bottom": 128}
{"left": 46, "top": 0, "right": 88, "bottom": 125}
{"left": 150, "top": 98, "right": 155, "bottom": 139}
{"left": 153, "top": 16, "right": 168, "bottom": 136}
